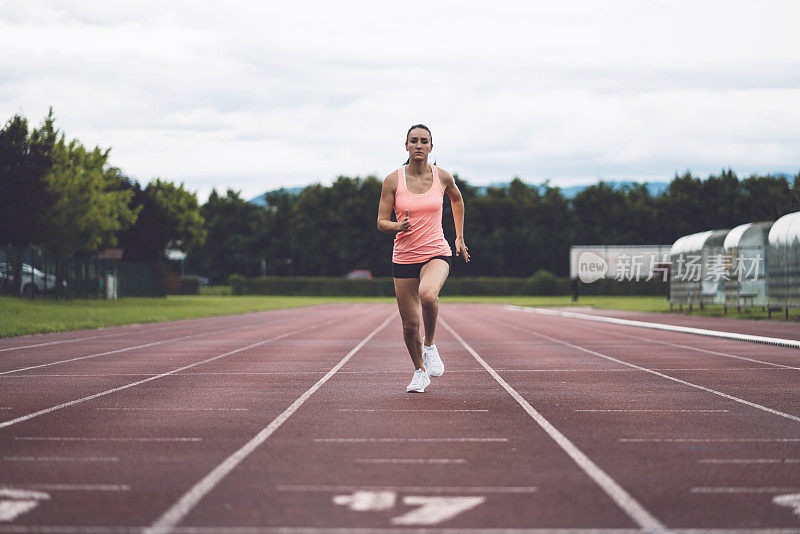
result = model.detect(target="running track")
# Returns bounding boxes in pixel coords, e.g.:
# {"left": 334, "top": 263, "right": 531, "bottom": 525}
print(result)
{"left": 1, "top": 302, "right": 799, "bottom": 533}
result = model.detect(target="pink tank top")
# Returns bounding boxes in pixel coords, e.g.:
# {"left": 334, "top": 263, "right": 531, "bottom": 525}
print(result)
{"left": 392, "top": 165, "right": 453, "bottom": 263}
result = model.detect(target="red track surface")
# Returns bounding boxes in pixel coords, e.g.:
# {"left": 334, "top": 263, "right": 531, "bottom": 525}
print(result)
{"left": 1, "top": 302, "right": 799, "bottom": 533}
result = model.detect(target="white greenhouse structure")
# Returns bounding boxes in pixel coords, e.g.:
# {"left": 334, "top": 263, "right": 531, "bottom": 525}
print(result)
{"left": 669, "top": 211, "right": 800, "bottom": 318}
{"left": 669, "top": 229, "right": 730, "bottom": 309}
{"left": 722, "top": 221, "right": 772, "bottom": 310}
{"left": 767, "top": 210, "right": 800, "bottom": 317}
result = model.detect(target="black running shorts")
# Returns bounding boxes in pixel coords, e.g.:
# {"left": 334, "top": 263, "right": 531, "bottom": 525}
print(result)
{"left": 392, "top": 255, "right": 452, "bottom": 279}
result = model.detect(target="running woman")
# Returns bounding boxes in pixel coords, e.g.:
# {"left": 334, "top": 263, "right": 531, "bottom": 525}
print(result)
{"left": 377, "top": 124, "right": 470, "bottom": 393}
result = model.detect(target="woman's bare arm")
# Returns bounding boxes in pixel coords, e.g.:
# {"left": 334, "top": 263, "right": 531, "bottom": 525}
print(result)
{"left": 441, "top": 169, "right": 470, "bottom": 262}
{"left": 377, "top": 171, "right": 411, "bottom": 234}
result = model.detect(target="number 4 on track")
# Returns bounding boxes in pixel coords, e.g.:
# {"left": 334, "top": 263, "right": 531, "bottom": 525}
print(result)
{"left": 333, "top": 491, "right": 484, "bottom": 526}
{"left": 391, "top": 496, "right": 485, "bottom": 525}
{"left": 0, "top": 488, "right": 50, "bottom": 522}
{"left": 774, "top": 493, "right": 800, "bottom": 517}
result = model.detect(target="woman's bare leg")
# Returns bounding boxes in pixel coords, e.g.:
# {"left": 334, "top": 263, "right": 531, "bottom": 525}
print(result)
{"left": 394, "top": 277, "right": 424, "bottom": 370}
{"left": 418, "top": 259, "right": 450, "bottom": 346}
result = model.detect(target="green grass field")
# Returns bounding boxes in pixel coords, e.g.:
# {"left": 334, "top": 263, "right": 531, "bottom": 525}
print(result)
{"left": 0, "top": 295, "right": 392, "bottom": 338}
{"left": 1, "top": 294, "right": 794, "bottom": 338}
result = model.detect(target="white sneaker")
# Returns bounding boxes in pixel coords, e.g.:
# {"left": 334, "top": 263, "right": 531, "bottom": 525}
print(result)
{"left": 422, "top": 344, "right": 444, "bottom": 377}
{"left": 406, "top": 368, "right": 431, "bottom": 393}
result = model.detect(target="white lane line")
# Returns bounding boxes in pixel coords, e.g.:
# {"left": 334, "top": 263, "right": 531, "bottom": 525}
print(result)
{"left": 8, "top": 368, "right": 779, "bottom": 378}
{"left": 691, "top": 487, "right": 800, "bottom": 494}
{"left": 354, "top": 459, "right": 467, "bottom": 464}
{"left": 699, "top": 459, "right": 800, "bottom": 464}
{"left": 15, "top": 437, "right": 201, "bottom": 442}
{"left": 4, "top": 528, "right": 800, "bottom": 534}
{"left": 167, "top": 528, "right": 800, "bottom": 534}
{"left": 0, "top": 527, "right": 140, "bottom": 533}
{"left": 0, "top": 488, "right": 49, "bottom": 500}
{"left": 336, "top": 408, "right": 489, "bottom": 413}
{"left": 6, "top": 528, "right": 800, "bottom": 534}
{"left": 4, "top": 374, "right": 161, "bottom": 378}
{"left": 0, "top": 527, "right": 644, "bottom": 534}
{"left": 648, "top": 368, "right": 783, "bottom": 372}
{"left": 3, "top": 456, "right": 119, "bottom": 462}
{"left": 0, "top": 330, "right": 143, "bottom": 353}
{"left": 576, "top": 409, "right": 729, "bottom": 413}
{"left": 0, "top": 322, "right": 258, "bottom": 376}
{"left": 620, "top": 438, "right": 800, "bottom": 443}
{"left": 491, "top": 368, "right": 783, "bottom": 372}
{"left": 276, "top": 485, "right": 538, "bottom": 494}
{"left": 594, "top": 329, "right": 800, "bottom": 371}
{"left": 0, "top": 312, "right": 353, "bottom": 430}
{"left": 5, "top": 372, "right": 327, "bottom": 378}
{"left": 0, "top": 303, "right": 364, "bottom": 375}
{"left": 181, "top": 371, "right": 328, "bottom": 375}
{"left": 441, "top": 318, "right": 665, "bottom": 531}
{"left": 314, "top": 438, "right": 507, "bottom": 443}
{"left": 485, "top": 315, "right": 800, "bottom": 425}
{"left": 507, "top": 305, "right": 800, "bottom": 349}
{"left": 144, "top": 312, "right": 396, "bottom": 534}
{"left": 27, "top": 485, "right": 126, "bottom": 493}
{"left": 96, "top": 408, "right": 250, "bottom": 412}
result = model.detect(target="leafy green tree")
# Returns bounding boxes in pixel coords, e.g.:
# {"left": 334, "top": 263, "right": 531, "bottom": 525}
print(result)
{"left": 460, "top": 179, "right": 570, "bottom": 276}
{"left": 619, "top": 183, "right": 660, "bottom": 244}
{"left": 147, "top": 179, "right": 206, "bottom": 254}
{"left": 259, "top": 188, "right": 299, "bottom": 276}
{"left": 189, "top": 189, "right": 266, "bottom": 283}
{"left": 283, "top": 176, "right": 392, "bottom": 276}
{"left": 536, "top": 184, "right": 571, "bottom": 276}
{"left": 701, "top": 169, "right": 745, "bottom": 230}
{"left": 40, "top": 136, "right": 138, "bottom": 259}
{"left": 571, "top": 182, "right": 630, "bottom": 245}
{"left": 660, "top": 171, "right": 706, "bottom": 242}
{"left": 117, "top": 179, "right": 206, "bottom": 262}
{"left": 740, "top": 174, "right": 795, "bottom": 222}
{"left": 0, "top": 111, "right": 58, "bottom": 294}
{"left": 793, "top": 173, "right": 800, "bottom": 212}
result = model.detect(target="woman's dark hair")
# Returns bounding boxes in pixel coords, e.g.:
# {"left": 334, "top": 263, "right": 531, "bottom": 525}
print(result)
{"left": 404, "top": 124, "right": 436, "bottom": 165}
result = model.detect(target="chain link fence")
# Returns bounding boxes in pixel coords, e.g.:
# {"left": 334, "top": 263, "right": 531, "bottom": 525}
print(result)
{"left": 1, "top": 246, "right": 170, "bottom": 299}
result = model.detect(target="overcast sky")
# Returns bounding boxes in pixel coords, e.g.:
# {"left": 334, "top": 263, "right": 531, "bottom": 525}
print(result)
{"left": 2, "top": 0, "right": 798, "bottom": 201}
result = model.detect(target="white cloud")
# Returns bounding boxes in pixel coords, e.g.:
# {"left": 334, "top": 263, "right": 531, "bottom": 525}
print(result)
{"left": 1, "top": 0, "right": 798, "bottom": 202}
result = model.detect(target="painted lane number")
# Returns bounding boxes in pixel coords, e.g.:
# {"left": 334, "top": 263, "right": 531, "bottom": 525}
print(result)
{"left": 774, "top": 493, "right": 800, "bottom": 517}
{"left": 0, "top": 488, "right": 50, "bottom": 522}
{"left": 333, "top": 490, "right": 485, "bottom": 525}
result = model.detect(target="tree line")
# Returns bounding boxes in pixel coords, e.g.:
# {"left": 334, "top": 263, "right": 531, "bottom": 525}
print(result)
{"left": 0, "top": 111, "right": 204, "bottom": 294}
{"left": 3, "top": 110, "right": 799, "bottom": 290}
{"left": 188, "top": 171, "right": 800, "bottom": 282}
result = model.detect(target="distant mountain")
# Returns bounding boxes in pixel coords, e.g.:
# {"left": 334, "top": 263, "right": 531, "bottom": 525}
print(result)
{"left": 247, "top": 172, "right": 798, "bottom": 206}
{"left": 466, "top": 181, "right": 671, "bottom": 199}
{"left": 249, "top": 187, "right": 304, "bottom": 207}
{"left": 558, "top": 181, "right": 671, "bottom": 199}
{"left": 248, "top": 181, "right": 672, "bottom": 206}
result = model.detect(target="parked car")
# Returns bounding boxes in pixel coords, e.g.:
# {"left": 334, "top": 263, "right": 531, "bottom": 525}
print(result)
{"left": 345, "top": 269, "right": 372, "bottom": 280}
{"left": 180, "top": 274, "right": 210, "bottom": 286}
{"left": 0, "top": 262, "right": 64, "bottom": 294}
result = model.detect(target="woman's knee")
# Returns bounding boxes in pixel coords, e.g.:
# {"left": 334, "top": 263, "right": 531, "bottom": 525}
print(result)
{"left": 419, "top": 289, "right": 439, "bottom": 308}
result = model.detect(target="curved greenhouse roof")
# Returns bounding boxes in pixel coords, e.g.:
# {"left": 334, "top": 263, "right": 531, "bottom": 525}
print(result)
{"left": 724, "top": 221, "right": 773, "bottom": 250}
{"left": 670, "top": 230, "right": 715, "bottom": 256}
{"left": 769, "top": 211, "right": 800, "bottom": 247}
{"left": 724, "top": 223, "right": 752, "bottom": 250}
